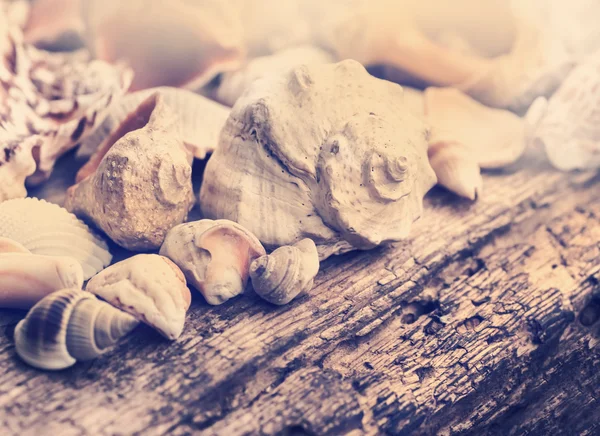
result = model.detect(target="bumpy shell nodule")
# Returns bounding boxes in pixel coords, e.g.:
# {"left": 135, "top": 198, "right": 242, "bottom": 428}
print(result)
{"left": 65, "top": 93, "right": 195, "bottom": 251}
{"left": 86, "top": 254, "right": 191, "bottom": 340}
{"left": 250, "top": 238, "right": 320, "bottom": 305}
{"left": 14, "top": 288, "right": 138, "bottom": 370}
{"left": 77, "top": 86, "right": 230, "bottom": 162}
{"left": 0, "top": 198, "right": 112, "bottom": 279}
{"left": 160, "top": 220, "right": 266, "bottom": 305}
{"left": 200, "top": 60, "right": 436, "bottom": 260}
{"left": 0, "top": 253, "right": 83, "bottom": 309}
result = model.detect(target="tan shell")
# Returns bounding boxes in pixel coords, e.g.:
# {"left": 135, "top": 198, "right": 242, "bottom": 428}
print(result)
{"left": 77, "top": 87, "right": 230, "bottom": 163}
{"left": 250, "top": 238, "right": 320, "bottom": 305}
{"left": 0, "top": 253, "right": 83, "bottom": 309}
{"left": 86, "top": 254, "right": 191, "bottom": 340}
{"left": 200, "top": 60, "right": 436, "bottom": 260}
{"left": 0, "top": 237, "right": 29, "bottom": 253}
{"left": 65, "top": 93, "right": 195, "bottom": 251}
{"left": 160, "top": 220, "right": 266, "bottom": 305}
{"left": 14, "top": 288, "right": 138, "bottom": 370}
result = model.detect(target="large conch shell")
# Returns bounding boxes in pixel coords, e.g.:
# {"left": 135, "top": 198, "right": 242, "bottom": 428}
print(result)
{"left": 160, "top": 219, "right": 266, "bottom": 305}
{"left": 85, "top": 0, "right": 245, "bottom": 91}
{"left": 65, "top": 93, "right": 195, "bottom": 251}
{"left": 76, "top": 87, "right": 230, "bottom": 164}
{"left": 0, "top": 253, "right": 83, "bottom": 309}
{"left": 424, "top": 87, "right": 526, "bottom": 199}
{"left": 86, "top": 254, "right": 191, "bottom": 340}
{"left": 200, "top": 60, "right": 436, "bottom": 260}
{"left": 14, "top": 288, "right": 139, "bottom": 370}
{"left": 527, "top": 52, "right": 600, "bottom": 171}
{"left": 214, "top": 45, "right": 334, "bottom": 107}
{"left": 0, "top": 198, "right": 112, "bottom": 279}
{"left": 250, "top": 238, "right": 319, "bottom": 305}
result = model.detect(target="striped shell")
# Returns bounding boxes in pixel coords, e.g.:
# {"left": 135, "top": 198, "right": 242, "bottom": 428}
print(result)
{"left": 0, "top": 198, "right": 112, "bottom": 279}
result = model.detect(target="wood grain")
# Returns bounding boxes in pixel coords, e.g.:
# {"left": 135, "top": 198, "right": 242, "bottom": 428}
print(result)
{"left": 1, "top": 148, "right": 599, "bottom": 435}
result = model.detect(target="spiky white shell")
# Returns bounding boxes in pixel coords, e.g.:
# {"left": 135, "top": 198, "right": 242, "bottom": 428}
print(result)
{"left": 0, "top": 198, "right": 112, "bottom": 279}
{"left": 14, "top": 288, "right": 138, "bottom": 370}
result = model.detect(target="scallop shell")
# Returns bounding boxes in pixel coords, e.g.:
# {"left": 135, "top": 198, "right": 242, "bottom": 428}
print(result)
{"left": 0, "top": 253, "right": 83, "bottom": 309}
{"left": 528, "top": 51, "right": 600, "bottom": 171}
{"left": 86, "top": 254, "right": 191, "bottom": 340}
{"left": 250, "top": 238, "right": 320, "bottom": 305}
{"left": 0, "top": 197, "right": 112, "bottom": 279}
{"left": 160, "top": 220, "right": 266, "bottom": 305}
{"left": 77, "top": 87, "right": 230, "bottom": 163}
{"left": 14, "top": 288, "right": 138, "bottom": 370}
{"left": 199, "top": 60, "right": 436, "bottom": 260}
{"left": 65, "top": 93, "right": 195, "bottom": 251}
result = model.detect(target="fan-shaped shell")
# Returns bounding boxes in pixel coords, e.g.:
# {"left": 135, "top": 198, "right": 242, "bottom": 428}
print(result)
{"left": 76, "top": 86, "right": 230, "bottom": 163}
{"left": 250, "top": 238, "right": 319, "bottom": 305}
{"left": 14, "top": 288, "right": 138, "bottom": 370}
{"left": 200, "top": 60, "right": 436, "bottom": 260}
{"left": 86, "top": 254, "right": 191, "bottom": 340}
{"left": 0, "top": 197, "right": 112, "bottom": 279}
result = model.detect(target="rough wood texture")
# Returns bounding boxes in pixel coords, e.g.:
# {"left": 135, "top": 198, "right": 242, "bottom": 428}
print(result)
{"left": 0, "top": 148, "right": 599, "bottom": 435}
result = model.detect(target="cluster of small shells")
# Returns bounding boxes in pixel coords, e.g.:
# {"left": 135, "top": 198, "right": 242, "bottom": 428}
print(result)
{"left": 1, "top": 0, "right": 599, "bottom": 371}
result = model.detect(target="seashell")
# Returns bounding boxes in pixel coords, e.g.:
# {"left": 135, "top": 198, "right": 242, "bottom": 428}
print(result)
{"left": 0, "top": 134, "right": 40, "bottom": 203}
{"left": 76, "top": 87, "right": 230, "bottom": 165}
{"left": 250, "top": 238, "right": 320, "bottom": 305}
{"left": 200, "top": 60, "right": 436, "bottom": 260}
{"left": 86, "top": 254, "right": 191, "bottom": 340}
{"left": 0, "top": 198, "right": 112, "bottom": 279}
{"left": 0, "top": 253, "right": 83, "bottom": 309}
{"left": 85, "top": 0, "right": 245, "bottom": 92}
{"left": 160, "top": 220, "right": 266, "bottom": 305}
{"left": 0, "top": 237, "right": 30, "bottom": 253}
{"left": 428, "top": 143, "right": 483, "bottom": 201}
{"left": 14, "top": 288, "right": 138, "bottom": 370}
{"left": 528, "top": 51, "right": 600, "bottom": 171}
{"left": 214, "top": 45, "right": 334, "bottom": 107}
{"left": 65, "top": 93, "right": 195, "bottom": 251}
{"left": 23, "top": 0, "right": 85, "bottom": 50}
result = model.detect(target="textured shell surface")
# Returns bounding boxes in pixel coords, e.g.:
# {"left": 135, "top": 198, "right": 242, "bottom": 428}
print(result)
{"left": 14, "top": 288, "right": 138, "bottom": 370}
{"left": 0, "top": 252, "right": 83, "bottom": 309}
{"left": 530, "top": 51, "right": 600, "bottom": 171}
{"left": 65, "top": 93, "right": 195, "bottom": 251}
{"left": 77, "top": 86, "right": 230, "bottom": 161}
{"left": 160, "top": 219, "right": 266, "bottom": 305}
{"left": 0, "top": 197, "right": 112, "bottom": 279}
{"left": 86, "top": 254, "right": 191, "bottom": 340}
{"left": 200, "top": 60, "right": 436, "bottom": 260}
{"left": 250, "top": 238, "right": 320, "bottom": 305}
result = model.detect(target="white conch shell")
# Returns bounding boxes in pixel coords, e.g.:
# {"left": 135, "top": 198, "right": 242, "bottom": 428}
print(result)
{"left": 0, "top": 253, "right": 83, "bottom": 309}
{"left": 160, "top": 220, "right": 266, "bottom": 305}
{"left": 86, "top": 254, "right": 191, "bottom": 340}
{"left": 0, "top": 198, "right": 112, "bottom": 279}
{"left": 200, "top": 60, "right": 436, "bottom": 260}
{"left": 65, "top": 93, "right": 195, "bottom": 251}
{"left": 76, "top": 87, "right": 230, "bottom": 163}
{"left": 250, "top": 238, "right": 319, "bottom": 305}
{"left": 424, "top": 87, "right": 526, "bottom": 199}
{"left": 528, "top": 51, "right": 600, "bottom": 171}
{"left": 0, "top": 237, "right": 29, "bottom": 253}
{"left": 214, "top": 45, "right": 334, "bottom": 107}
{"left": 0, "top": 134, "right": 40, "bottom": 203}
{"left": 14, "top": 288, "right": 138, "bottom": 370}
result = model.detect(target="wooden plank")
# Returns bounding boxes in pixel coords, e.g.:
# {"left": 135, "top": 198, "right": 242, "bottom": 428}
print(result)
{"left": 0, "top": 149, "right": 598, "bottom": 435}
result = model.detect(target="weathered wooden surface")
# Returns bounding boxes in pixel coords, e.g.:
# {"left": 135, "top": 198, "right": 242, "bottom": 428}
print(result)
{"left": 0, "top": 147, "right": 599, "bottom": 435}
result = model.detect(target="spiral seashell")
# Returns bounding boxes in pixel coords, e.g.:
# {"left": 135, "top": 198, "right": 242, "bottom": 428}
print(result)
{"left": 160, "top": 220, "right": 266, "bottom": 305}
{"left": 250, "top": 238, "right": 320, "bottom": 305}
{"left": 86, "top": 254, "right": 191, "bottom": 340}
{"left": 14, "top": 288, "right": 138, "bottom": 370}
{"left": 65, "top": 93, "right": 195, "bottom": 251}
{"left": 0, "top": 198, "right": 111, "bottom": 279}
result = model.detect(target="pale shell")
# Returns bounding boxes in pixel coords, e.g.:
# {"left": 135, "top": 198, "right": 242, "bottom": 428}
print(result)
{"left": 14, "top": 288, "right": 138, "bottom": 370}
{"left": 86, "top": 254, "right": 191, "bottom": 340}
{"left": 0, "top": 237, "right": 29, "bottom": 253}
{"left": 250, "top": 238, "right": 320, "bottom": 305}
{"left": 160, "top": 219, "right": 266, "bottom": 305}
{"left": 0, "top": 198, "right": 112, "bottom": 279}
